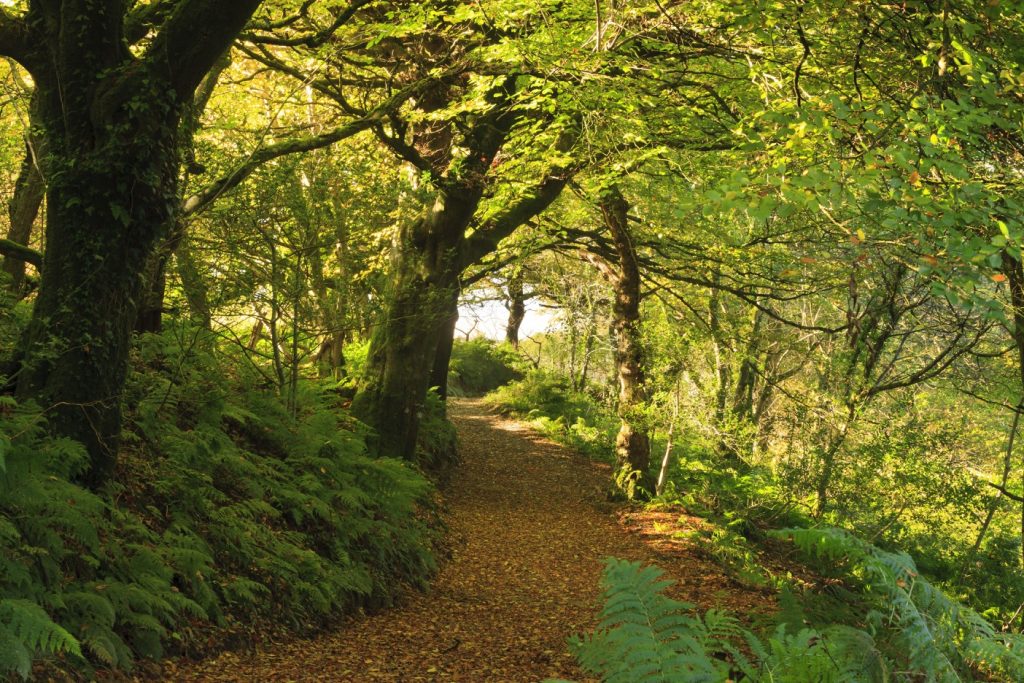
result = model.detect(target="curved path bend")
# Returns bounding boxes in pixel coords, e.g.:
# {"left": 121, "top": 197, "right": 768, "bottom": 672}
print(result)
{"left": 166, "top": 398, "right": 768, "bottom": 682}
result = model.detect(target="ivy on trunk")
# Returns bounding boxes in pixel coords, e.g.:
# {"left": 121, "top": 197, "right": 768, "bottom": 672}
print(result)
{"left": 0, "top": 0, "right": 263, "bottom": 487}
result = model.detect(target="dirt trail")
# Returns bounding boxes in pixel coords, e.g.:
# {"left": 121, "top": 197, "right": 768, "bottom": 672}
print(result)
{"left": 167, "top": 399, "right": 769, "bottom": 682}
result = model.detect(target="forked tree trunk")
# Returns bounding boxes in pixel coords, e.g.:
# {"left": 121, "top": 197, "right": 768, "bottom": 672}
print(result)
{"left": 351, "top": 199, "right": 469, "bottom": 459}
{"left": 352, "top": 75, "right": 573, "bottom": 461}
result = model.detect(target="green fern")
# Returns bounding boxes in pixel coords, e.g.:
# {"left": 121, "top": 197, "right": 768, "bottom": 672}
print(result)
{"left": 0, "top": 326, "right": 439, "bottom": 676}
{"left": 568, "top": 558, "right": 729, "bottom": 682}
{"left": 0, "top": 599, "right": 81, "bottom": 679}
{"left": 774, "top": 527, "right": 1024, "bottom": 681}
{"left": 556, "top": 558, "right": 892, "bottom": 683}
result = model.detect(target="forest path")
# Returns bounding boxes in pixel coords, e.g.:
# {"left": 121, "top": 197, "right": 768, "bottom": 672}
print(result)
{"left": 168, "top": 398, "right": 768, "bottom": 682}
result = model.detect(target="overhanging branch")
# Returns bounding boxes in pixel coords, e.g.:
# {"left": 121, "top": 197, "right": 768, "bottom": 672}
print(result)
{"left": 0, "top": 238, "right": 42, "bottom": 268}
{"left": 182, "top": 78, "right": 437, "bottom": 216}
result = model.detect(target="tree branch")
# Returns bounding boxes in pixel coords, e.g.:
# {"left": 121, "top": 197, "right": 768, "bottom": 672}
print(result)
{"left": 241, "top": 0, "right": 372, "bottom": 47}
{"left": 987, "top": 481, "right": 1024, "bottom": 503}
{"left": 182, "top": 78, "right": 434, "bottom": 216}
{"left": 125, "top": 0, "right": 176, "bottom": 44}
{"left": 0, "top": 238, "right": 42, "bottom": 268}
{"left": 0, "top": 9, "right": 36, "bottom": 74}
{"left": 146, "top": 0, "right": 264, "bottom": 100}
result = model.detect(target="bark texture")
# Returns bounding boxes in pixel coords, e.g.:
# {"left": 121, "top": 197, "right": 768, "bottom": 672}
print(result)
{"left": 598, "top": 186, "right": 653, "bottom": 497}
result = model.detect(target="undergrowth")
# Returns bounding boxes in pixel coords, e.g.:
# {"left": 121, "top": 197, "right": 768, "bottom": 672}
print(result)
{"left": 447, "top": 339, "right": 522, "bottom": 397}
{"left": 0, "top": 326, "right": 438, "bottom": 678}
{"left": 484, "top": 370, "right": 617, "bottom": 460}
{"left": 489, "top": 373, "right": 1024, "bottom": 680}
{"left": 554, "top": 554, "right": 1024, "bottom": 682}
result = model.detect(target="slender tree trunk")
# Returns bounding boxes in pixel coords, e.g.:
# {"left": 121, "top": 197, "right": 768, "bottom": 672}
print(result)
{"left": 3, "top": 135, "right": 44, "bottom": 295}
{"left": 176, "top": 233, "right": 212, "bottom": 329}
{"left": 963, "top": 399, "right": 1022, "bottom": 578}
{"left": 656, "top": 379, "right": 681, "bottom": 496}
{"left": 814, "top": 402, "right": 856, "bottom": 517}
{"left": 506, "top": 270, "right": 526, "bottom": 347}
{"left": 136, "top": 237, "right": 173, "bottom": 334}
{"left": 601, "top": 186, "right": 653, "bottom": 497}
{"left": 709, "top": 273, "right": 730, "bottom": 427}
{"left": 732, "top": 307, "right": 762, "bottom": 421}
{"left": 1003, "top": 252, "right": 1024, "bottom": 568}
{"left": 578, "top": 324, "right": 596, "bottom": 392}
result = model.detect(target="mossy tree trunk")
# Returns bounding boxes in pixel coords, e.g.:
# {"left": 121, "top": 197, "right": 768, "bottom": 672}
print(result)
{"left": 352, "top": 195, "right": 471, "bottom": 459}
{"left": 353, "top": 72, "right": 577, "bottom": 459}
{"left": 430, "top": 296, "right": 460, "bottom": 403}
{"left": 589, "top": 186, "right": 653, "bottom": 498}
{"left": 0, "top": 1, "right": 263, "bottom": 487}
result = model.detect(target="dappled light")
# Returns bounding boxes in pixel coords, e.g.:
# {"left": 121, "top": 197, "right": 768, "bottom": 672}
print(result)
{"left": 0, "top": 0, "right": 1022, "bottom": 680}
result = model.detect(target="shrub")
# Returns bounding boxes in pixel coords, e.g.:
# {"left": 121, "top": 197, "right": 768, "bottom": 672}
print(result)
{"left": 775, "top": 527, "right": 1024, "bottom": 681}
{"left": 416, "top": 388, "right": 459, "bottom": 474}
{"left": 447, "top": 339, "right": 522, "bottom": 397}
{"left": 550, "top": 558, "right": 891, "bottom": 683}
{"left": 485, "top": 370, "right": 617, "bottom": 459}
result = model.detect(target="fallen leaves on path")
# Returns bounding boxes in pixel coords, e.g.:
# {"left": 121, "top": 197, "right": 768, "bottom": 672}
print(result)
{"left": 157, "top": 399, "right": 772, "bottom": 682}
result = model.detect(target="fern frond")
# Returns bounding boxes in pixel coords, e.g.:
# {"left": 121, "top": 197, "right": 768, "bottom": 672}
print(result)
{"left": 0, "top": 599, "right": 82, "bottom": 679}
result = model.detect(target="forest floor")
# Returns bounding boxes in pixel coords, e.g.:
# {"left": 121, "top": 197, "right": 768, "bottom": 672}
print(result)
{"left": 158, "top": 398, "right": 775, "bottom": 682}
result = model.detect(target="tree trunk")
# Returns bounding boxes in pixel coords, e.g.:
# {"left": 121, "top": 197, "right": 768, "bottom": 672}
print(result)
{"left": 732, "top": 308, "right": 762, "bottom": 421}
{"left": 316, "top": 334, "right": 346, "bottom": 379}
{"left": 351, "top": 73, "right": 570, "bottom": 461}
{"left": 176, "top": 232, "right": 212, "bottom": 329}
{"left": 10, "top": 2, "right": 261, "bottom": 487}
{"left": 135, "top": 52, "right": 231, "bottom": 334}
{"left": 351, "top": 200, "right": 468, "bottom": 459}
{"left": 135, "top": 241, "right": 172, "bottom": 334}
{"left": 601, "top": 186, "right": 653, "bottom": 498}
{"left": 709, "top": 273, "right": 730, "bottom": 428}
{"left": 3, "top": 136, "right": 44, "bottom": 295}
{"left": 17, "top": 115, "right": 180, "bottom": 486}
{"left": 506, "top": 270, "right": 526, "bottom": 347}
{"left": 430, "top": 296, "right": 459, "bottom": 403}
{"left": 814, "top": 403, "right": 856, "bottom": 517}
{"left": 1003, "top": 251, "right": 1024, "bottom": 567}
{"left": 656, "top": 379, "right": 681, "bottom": 496}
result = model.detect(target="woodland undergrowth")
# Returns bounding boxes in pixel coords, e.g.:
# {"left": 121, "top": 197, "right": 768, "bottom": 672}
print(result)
{"left": 0, "top": 325, "right": 443, "bottom": 679}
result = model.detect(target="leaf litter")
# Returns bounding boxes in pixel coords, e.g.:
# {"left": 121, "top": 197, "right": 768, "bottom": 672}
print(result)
{"left": 155, "top": 398, "right": 772, "bottom": 682}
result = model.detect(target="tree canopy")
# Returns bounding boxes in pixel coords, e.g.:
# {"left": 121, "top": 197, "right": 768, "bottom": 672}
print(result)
{"left": 1, "top": 0, "right": 1024, "bottom": 680}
